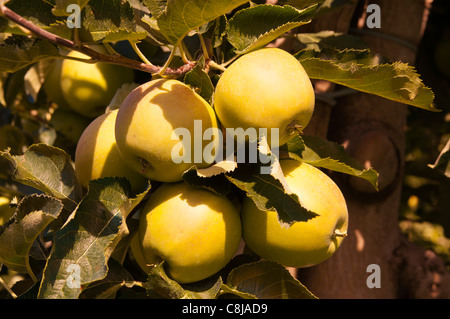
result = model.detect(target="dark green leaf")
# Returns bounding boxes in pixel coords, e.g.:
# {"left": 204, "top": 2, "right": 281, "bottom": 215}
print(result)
{"left": 0, "top": 143, "right": 83, "bottom": 211}
{"left": 183, "top": 59, "right": 214, "bottom": 102}
{"left": 0, "top": 194, "right": 62, "bottom": 275}
{"left": 225, "top": 260, "right": 317, "bottom": 299}
{"left": 37, "top": 177, "right": 150, "bottom": 299}
{"left": 0, "top": 39, "right": 61, "bottom": 73}
{"left": 145, "top": 262, "right": 223, "bottom": 299}
{"left": 285, "top": 135, "right": 379, "bottom": 190}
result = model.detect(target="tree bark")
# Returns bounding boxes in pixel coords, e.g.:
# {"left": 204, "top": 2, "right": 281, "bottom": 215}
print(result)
{"left": 295, "top": 0, "right": 450, "bottom": 298}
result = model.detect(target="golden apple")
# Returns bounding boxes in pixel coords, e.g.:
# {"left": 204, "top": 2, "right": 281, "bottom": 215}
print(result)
{"left": 115, "top": 79, "right": 220, "bottom": 183}
{"left": 50, "top": 109, "right": 91, "bottom": 144}
{"left": 42, "top": 59, "right": 71, "bottom": 110}
{"left": 61, "top": 45, "right": 135, "bottom": 118}
{"left": 135, "top": 182, "right": 242, "bottom": 283}
{"left": 74, "top": 109, "right": 148, "bottom": 193}
{"left": 213, "top": 47, "right": 315, "bottom": 147}
{"left": 0, "top": 197, "right": 15, "bottom": 226}
{"left": 241, "top": 159, "right": 348, "bottom": 268}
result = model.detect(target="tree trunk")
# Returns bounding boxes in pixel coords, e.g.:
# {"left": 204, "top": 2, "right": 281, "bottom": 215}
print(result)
{"left": 294, "top": 0, "right": 450, "bottom": 298}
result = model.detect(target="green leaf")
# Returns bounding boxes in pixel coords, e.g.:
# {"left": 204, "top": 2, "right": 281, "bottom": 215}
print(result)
{"left": 285, "top": 135, "right": 379, "bottom": 190}
{"left": 182, "top": 162, "right": 236, "bottom": 196}
{"left": 37, "top": 177, "right": 150, "bottom": 299}
{"left": 155, "top": 0, "right": 249, "bottom": 45}
{"left": 295, "top": 48, "right": 438, "bottom": 111}
{"left": 225, "top": 260, "right": 317, "bottom": 299}
{"left": 228, "top": 137, "right": 318, "bottom": 226}
{"left": 0, "top": 0, "right": 73, "bottom": 39}
{"left": 0, "top": 39, "right": 61, "bottom": 73}
{"left": 79, "top": 258, "right": 137, "bottom": 299}
{"left": 81, "top": 1, "right": 147, "bottom": 42}
{"left": 52, "top": 0, "right": 91, "bottom": 16}
{"left": 0, "top": 194, "right": 63, "bottom": 275}
{"left": 227, "top": 4, "right": 316, "bottom": 54}
{"left": 145, "top": 262, "right": 223, "bottom": 299}
{"left": 183, "top": 59, "right": 214, "bottom": 102}
{"left": 296, "top": 30, "right": 370, "bottom": 51}
{"left": 0, "top": 143, "right": 83, "bottom": 212}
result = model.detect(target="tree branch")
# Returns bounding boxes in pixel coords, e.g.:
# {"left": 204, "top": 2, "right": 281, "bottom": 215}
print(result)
{"left": 0, "top": 4, "right": 195, "bottom": 76}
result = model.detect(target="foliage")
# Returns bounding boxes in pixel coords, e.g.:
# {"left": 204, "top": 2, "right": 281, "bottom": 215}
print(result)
{"left": 0, "top": 0, "right": 446, "bottom": 299}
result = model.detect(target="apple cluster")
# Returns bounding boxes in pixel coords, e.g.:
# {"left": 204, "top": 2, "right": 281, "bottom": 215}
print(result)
{"left": 44, "top": 47, "right": 349, "bottom": 284}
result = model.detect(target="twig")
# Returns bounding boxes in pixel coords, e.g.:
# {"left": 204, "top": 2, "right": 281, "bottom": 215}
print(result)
{"left": 0, "top": 276, "right": 18, "bottom": 299}
{"left": 0, "top": 4, "right": 195, "bottom": 76}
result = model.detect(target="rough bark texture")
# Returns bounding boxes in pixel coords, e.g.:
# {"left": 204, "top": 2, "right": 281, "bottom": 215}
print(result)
{"left": 291, "top": 0, "right": 450, "bottom": 298}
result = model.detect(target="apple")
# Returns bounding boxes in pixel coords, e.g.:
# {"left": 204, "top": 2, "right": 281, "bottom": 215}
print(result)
{"left": 241, "top": 159, "right": 348, "bottom": 268}
{"left": 134, "top": 182, "right": 242, "bottom": 283}
{"left": 0, "top": 197, "right": 15, "bottom": 226}
{"left": 74, "top": 109, "right": 148, "bottom": 193}
{"left": 213, "top": 47, "right": 315, "bottom": 147}
{"left": 60, "top": 45, "right": 135, "bottom": 118}
{"left": 50, "top": 109, "right": 91, "bottom": 144}
{"left": 115, "top": 78, "right": 220, "bottom": 183}
{"left": 42, "top": 59, "right": 71, "bottom": 110}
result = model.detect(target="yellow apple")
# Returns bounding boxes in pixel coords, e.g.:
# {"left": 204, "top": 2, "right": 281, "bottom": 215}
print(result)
{"left": 60, "top": 45, "right": 135, "bottom": 118}
{"left": 241, "top": 159, "right": 348, "bottom": 268}
{"left": 42, "top": 59, "right": 71, "bottom": 110}
{"left": 0, "top": 197, "right": 15, "bottom": 226}
{"left": 213, "top": 47, "right": 315, "bottom": 147}
{"left": 74, "top": 109, "right": 148, "bottom": 193}
{"left": 135, "top": 182, "right": 242, "bottom": 283}
{"left": 115, "top": 79, "right": 220, "bottom": 182}
{"left": 50, "top": 109, "right": 91, "bottom": 144}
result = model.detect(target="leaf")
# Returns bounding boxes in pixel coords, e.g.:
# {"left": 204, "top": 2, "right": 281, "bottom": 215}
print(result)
{"left": 37, "top": 177, "right": 150, "bottom": 299}
{"left": 183, "top": 59, "right": 214, "bottom": 102}
{"left": 155, "top": 0, "right": 248, "bottom": 45}
{"left": 227, "top": 4, "right": 316, "bottom": 54}
{"left": 0, "top": 39, "right": 61, "bottom": 73}
{"left": 227, "top": 137, "right": 318, "bottom": 226}
{"left": 52, "top": 0, "right": 91, "bottom": 16}
{"left": 285, "top": 135, "right": 379, "bottom": 190}
{"left": 296, "top": 30, "right": 370, "bottom": 51}
{"left": 295, "top": 48, "right": 437, "bottom": 111}
{"left": 182, "top": 162, "right": 236, "bottom": 196}
{"left": 81, "top": 1, "right": 147, "bottom": 43}
{"left": 0, "top": 143, "right": 83, "bottom": 211}
{"left": 79, "top": 258, "right": 136, "bottom": 299}
{"left": 225, "top": 260, "right": 317, "bottom": 299}
{"left": 428, "top": 138, "right": 450, "bottom": 178}
{"left": 145, "top": 262, "right": 223, "bottom": 299}
{"left": 0, "top": 0, "right": 73, "bottom": 39}
{"left": 0, "top": 194, "right": 63, "bottom": 275}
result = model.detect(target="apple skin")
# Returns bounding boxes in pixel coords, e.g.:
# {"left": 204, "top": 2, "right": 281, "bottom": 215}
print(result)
{"left": 50, "top": 109, "right": 91, "bottom": 144}
{"left": 213, "top": 47, "right": 315, "bottom": 147}
{"left": 42, "top": 59, "right": 71, "bottom": 110}
{"left": 0, "top": 197, "right": 15, "bottom": 226}
{"left": 75, "top": 109, "right": 148, "bottom": 193}
{"left": 241, "top": 159, "right": 348, "bottom": 268}
{"left": 115, "top": 79, "right": 220, "bottom": 183}
{"left": 60, "top": 45, "right": 135, "bottom": 118}
{"left": 135, "top": 182, "right": 242, "bottom": 283}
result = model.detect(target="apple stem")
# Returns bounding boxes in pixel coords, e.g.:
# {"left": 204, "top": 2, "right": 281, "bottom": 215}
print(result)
{"left": 286, "top": 121, "right": 303, "bottom": 136}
